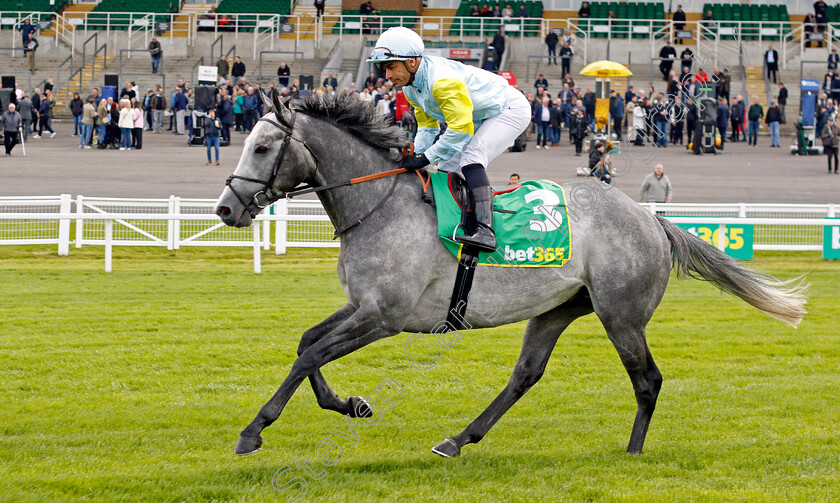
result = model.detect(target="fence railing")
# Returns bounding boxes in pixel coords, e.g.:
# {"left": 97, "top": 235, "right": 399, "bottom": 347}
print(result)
{"left": 1, "top": 197, "right": 838, "bottom": 272}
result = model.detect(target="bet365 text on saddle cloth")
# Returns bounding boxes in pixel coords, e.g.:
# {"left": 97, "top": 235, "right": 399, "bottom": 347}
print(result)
{"left": 429, "top": 172, "right": 572, "bottom": 267}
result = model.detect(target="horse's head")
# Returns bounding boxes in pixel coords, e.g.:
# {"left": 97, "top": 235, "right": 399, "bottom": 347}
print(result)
{"left": 215, "top": 91, "right": 318, "bottom": 227}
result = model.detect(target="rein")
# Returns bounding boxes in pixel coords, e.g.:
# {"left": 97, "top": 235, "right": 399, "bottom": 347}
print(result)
{"left": 224, "top": 108, "right": 428, "bottom": 238}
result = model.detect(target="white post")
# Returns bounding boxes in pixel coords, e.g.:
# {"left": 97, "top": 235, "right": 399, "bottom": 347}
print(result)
{"left": 275, "top": 199, "right": 287, "bottom": 255}
{"left": 173, "top": 196, "right": 181, "bottom": 250}
{"left": 828, "top": 203, "right": 836, "bottom": 218}
{"left": 75, "top": 194, "right": 84, "bottom": 248}
{"left": 167, "top": 195, "right": 175, "bottom": 250}
{"left": 648, "top": 202, "right": 657, "bottom": 214}
{"left": 58, "top": 193, "right": 71, "bottom": 256}
{"left": 105, "top": 219, "right": 113, "bottom": 272}
{"left": 717, "top": 223, "right": 726, "bottom": 251}
{"left": 263, "top": 218, "right": 270, "bottom": 250}
{"left": 253, "top": 223, "right": 262, "bottom": 273}
{"left": 738, "top": 203, "right": 747, "bottom": 218}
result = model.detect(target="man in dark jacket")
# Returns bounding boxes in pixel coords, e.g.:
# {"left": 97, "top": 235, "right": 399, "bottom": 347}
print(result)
{"left": 730, "top": 95, "right": 743, "bottom": 142}
{"left": 717, "top": 68, "right": 731, "bottom": 101}
{"left": 659, "top": 41, "right": 677, "bottom": 81}
{"left": 231, "top": 56, "right": 246, "bottom": 85}
{"left": 672, "top": 5, "right": 686, "bottom": 44}
{"left": 544, "top": 31, "right": 558, "bottom": 65}
{"left": 242, "top": 86, "right": 259, "bottom": 133}
{"left": 716, "top": 97, "right": 730, "bottom": 150}
{"left": 570, "top": 108, "right": 587, "bottom": 155}
{"left": 583, "top": 87, "right": 596, "bottom": 128}
{"left": 534, "top": 74, "right": 549, "bottom": 91}
{"left": 217, "top": 92, "right": 233, "bottom": 142}
{"left": 609, "top": 92, "right": 624, "bottom": 141}
{"left": 764, "top": 44, "right": 779, "bottom": 83}
{"left": 679, "top": 47, "right": 693, "bottom": 74}
{"left": 18, "top": 19, "right": 35, "bottom": 50}
{"left": 766, "top": 102, "right": 782, "bottom": 147}
{"left": 17, "top": 94, "right": 32, "bottom": 140}
{"left": 777, "top": 82, "right": 788, "bottom": 123}
{"left": 1, "top": 103, "right": 22, "bottom": 156}
{"left": 216, "top": 56, "right": 230, "bottom": 78}
{"left": 559, "top": 41, "right": 573, "bottom": 79}
{"left": 747, "top": 97, "right": 763, "bottom": 146}
{"left": 589, "top": 142, "right": 610, "bottom": 183}
{"left": 322, "top": 70, "right": 338, "bottom": 89}
{"left": 492, "top": 30, "right": 505, "bottom": 69}
{"left": 148, "top": 36, "right": 162, "bottom": 73}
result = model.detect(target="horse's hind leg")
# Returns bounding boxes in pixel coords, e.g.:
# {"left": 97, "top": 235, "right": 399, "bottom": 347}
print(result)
{"left": 601, "top": 320, "right": 662, "bottom": 454}
{"left": 432, "top": 295, "right": 593, "bottom": 458}
{"left": 297, "top": 303, "right": 371, "bottom": 418}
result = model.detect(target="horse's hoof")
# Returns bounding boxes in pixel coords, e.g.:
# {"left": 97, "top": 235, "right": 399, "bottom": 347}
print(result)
{"left": 234, "top": 434, "right": 263, "bottom": 455}
{"left": 431, "top": 438, "right": 460, "bottom": 458}
{"left": 348, "top": 396, "right": 373, "bottom": 418}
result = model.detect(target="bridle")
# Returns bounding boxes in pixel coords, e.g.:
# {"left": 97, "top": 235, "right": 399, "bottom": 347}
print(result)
{"left": 224, "top": 109, "right": 320, "bottom": 212}
{"left": 223, "top": 105, "right": 425, "bottom": 238}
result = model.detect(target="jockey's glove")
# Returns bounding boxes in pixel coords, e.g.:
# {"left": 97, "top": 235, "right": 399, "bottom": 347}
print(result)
{"left": 401, "top": 153, "right": 429, "bottom": 171}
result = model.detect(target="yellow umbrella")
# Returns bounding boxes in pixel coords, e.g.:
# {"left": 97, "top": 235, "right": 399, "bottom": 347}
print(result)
{"left": 579, "top": 60, "right": 633, "bottom": 78}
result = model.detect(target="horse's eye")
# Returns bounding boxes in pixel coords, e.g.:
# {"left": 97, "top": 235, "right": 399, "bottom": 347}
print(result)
{"left": 254, "top": 145, "right": 269, "bottom": 154}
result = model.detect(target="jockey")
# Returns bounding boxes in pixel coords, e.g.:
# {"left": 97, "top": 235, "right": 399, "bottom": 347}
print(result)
{"left": 367, "top": 27, "right": 531, "bottom": 252}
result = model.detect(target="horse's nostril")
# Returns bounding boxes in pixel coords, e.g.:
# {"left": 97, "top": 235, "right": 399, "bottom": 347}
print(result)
{"left": 216, "top": 206, "right": 231, "bottom": 218}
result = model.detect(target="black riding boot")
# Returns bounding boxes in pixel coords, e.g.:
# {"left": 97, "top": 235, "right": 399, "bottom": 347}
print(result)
{"left": 455, "top": 185, "right": 496, "bottom": 252}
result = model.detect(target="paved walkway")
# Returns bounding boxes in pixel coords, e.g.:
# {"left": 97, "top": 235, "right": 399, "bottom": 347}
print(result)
{"left": 2, "top": 121, "right": 839, "bottom": 204}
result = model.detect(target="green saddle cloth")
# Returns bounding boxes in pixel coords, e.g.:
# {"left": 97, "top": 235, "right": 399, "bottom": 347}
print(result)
{"left": 429, "top": 172, "right": 572, "bottom": 268}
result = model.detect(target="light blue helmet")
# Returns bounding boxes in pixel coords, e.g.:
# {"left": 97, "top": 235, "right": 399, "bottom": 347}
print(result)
{"left": 366, "top": 27, "right": 425, "bottom": 67}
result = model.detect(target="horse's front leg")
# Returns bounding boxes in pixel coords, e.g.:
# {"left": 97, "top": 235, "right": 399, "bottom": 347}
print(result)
{"left": 297, "top": 303, "right": 371, "bottom": 418}
{"left": 235, "top": 303, "right": 402, "bottom": 455}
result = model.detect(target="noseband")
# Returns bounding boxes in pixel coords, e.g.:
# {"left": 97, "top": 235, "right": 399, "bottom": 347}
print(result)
{"left": 224, "top": 110, "right": 320, "bottom": 211}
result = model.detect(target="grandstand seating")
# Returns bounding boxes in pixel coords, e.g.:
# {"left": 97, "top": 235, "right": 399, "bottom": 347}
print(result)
{"left": 86, "top": 0, "right": 181, "bottom": 30}
{"left": 332, "top": 9, "right": 418, "bottom": 35}
{"left": 214, "top": 0, "right": 292, "bottom": 32}
{"left": 0, "top": 0, "right": 67, "bottom": 13}
{"left": 702, "top": 3, "right": 790, "bottom": 41}
{"left": 577, "top": 2, "right": 666, "bottom": 39}
{"left": 449, "top": 2, "right": 542, "bottom": 37}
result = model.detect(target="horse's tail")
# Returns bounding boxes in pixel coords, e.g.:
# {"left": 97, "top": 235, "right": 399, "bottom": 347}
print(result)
{"left": 656, "top": 215, "right": 808, "bottom": 327}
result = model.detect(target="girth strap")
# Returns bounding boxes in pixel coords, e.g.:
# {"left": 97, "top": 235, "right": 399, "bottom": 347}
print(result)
{"left": 444, "top": 245, "right": 480, "bottom": 332}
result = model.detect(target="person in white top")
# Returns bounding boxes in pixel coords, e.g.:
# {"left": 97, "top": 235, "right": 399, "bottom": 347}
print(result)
{"left": 117, "top": 99, "right": 135, "bottom": 150}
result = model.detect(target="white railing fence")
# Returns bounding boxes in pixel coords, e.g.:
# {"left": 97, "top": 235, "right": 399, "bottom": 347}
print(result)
{"left": 1, "top": 196, "right": 838, "bottom": 273}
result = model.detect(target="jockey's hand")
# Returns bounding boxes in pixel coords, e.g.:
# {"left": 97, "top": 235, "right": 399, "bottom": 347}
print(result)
{"left": 401, "top": 153, "right": 429, "bottom": 171}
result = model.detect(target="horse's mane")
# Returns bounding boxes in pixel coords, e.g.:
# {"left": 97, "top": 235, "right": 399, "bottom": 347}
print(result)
{"left": 291, "top": 93, "right": 410, "bottom": 151}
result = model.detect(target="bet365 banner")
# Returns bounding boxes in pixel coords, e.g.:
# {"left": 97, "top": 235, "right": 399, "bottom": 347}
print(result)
{"left": 823, "top": 218, "right": 840, "bottom": 259}
{"left": 673, "top": 220, "right": 754, "bottom": 260}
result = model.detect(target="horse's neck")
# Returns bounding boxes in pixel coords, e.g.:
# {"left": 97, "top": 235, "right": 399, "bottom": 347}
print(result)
{"left": 302, "top": 120, "right": 418, "bottom": 234}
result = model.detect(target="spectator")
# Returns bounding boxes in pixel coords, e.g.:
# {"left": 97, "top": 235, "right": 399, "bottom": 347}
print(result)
{"left": 44, "top": 79, "right": 54, "bottom": 94}
{"left": 69, "top": 93, "right": 84, "bottom": 137}
{"left": 718, "top": 68, "right": 730, "bottom": 101}
{"left": 583, "top": 86, "right": 596, "bottom": 128}
{"left": 748, "top": 97, "right": 763, "bottom": 146}
{"left": 589, "top": 142, "right": 611, "bottom": 184}
{"left": 823, "top": 69, "right": 836, "bottom": 95}
{"left": 217, "top": 92, "right": 233, "bottom": 143}
{"left": 509, "top": 173, "right": 520, "bottom": 184}
{"left": 672, "top": 5, "right": 686, "bottom": 44}
{"left": 578, "top": 1, "right": 591, "bottom": 18}
{"left": 233, "top": 88, "right": 244, "bottom": 132}
{"left": 652, "top": 97, "right": 668, "bottom": 148}
{"left": 86, "top": 88, "right": 102, "bottom": 108}
{"left": 679, "top": 47, "right": 693, "bottom": 74}
{"left": 570, "top": 107, "right": 587, "bottom": 156}
{"left": 18, "top": 18, "right": 35, "bottom": 49}
{"left": 534, "top": 73, "right": 549, "bottom": 91}
{"left": 142, "top": 89, "right": 153, "bottom": 130}
{"left": 518, "top": 5, "right": 528, "bottom": 17}
{"left": 610, "top": 91, "right": 624, "bottom": 140}
{"left": 492, "top": 29, "right": 505, "bottom": 70}
{"left": 231, "top": 56, "right": 246, "bottom": 86}
{"left": 469, "top": 5, "right": 480, "bottom": 17}
{"left": 533, "top": 97, "right": 552, "bottom": 149}
{"left": 314, "top": 0, "right": 325, "bottom": 19}
{"left": 559, "top": 41, "right": 573, "bottom": 78}
{"left": 204, "top": 108, "right": 221, "bottom": 165}
{"left": 132, "top": 101, "right": 143, "bottom": 150}
{"left": 151, "top": 87, "right": 166, "bottom": 134}
{"left": 716, "top": 97, "right": 729, "bottom": 150}
{"left": 242, "top": 86, "right": 259, "bottom": 132}
{"left": 765, "top": 102, "right": 781, "bottom": 148}
{"left": 777, "top": 82, "right": 788, "bottom": 123}
{"left": 148, "top": 36, "right": 162, "bottom": 73}
{"left": 24, "top": 33, "right": 38, "bottom": 72}
{"left": 217, "top": 55, "right": 230, "bottom": 78}
{"left": 816, "top": 106, "right": 830, "bottom": 137}
{"left": 323, "top": 70, "right": 338, "bottom": 88}
{"left": 17, "top": 93, "right": 32, "bottom": 141}
{"left": 360, "top": 1, "right": 375, "bottom": 15}
{"left": 815, "top": 0, "right": 828, "bottom": 45}
{"left": 1, "top": 103, "right": 22, "bottom": 156}
{"left": 659, "top": 41, "right": 676, "bottom": 81}
{"left": 730, "top": 95, "right": 744, "bottom": 142}
{"left": 820, "top": 117, "right": 839, "bottom": 174}
{"left": 501, "top": 4, "right": 513, "bottom": 19}
{"left": 480, "top": 4, "right": 492, "bottom": 17}
{"left": 120, "top": 82, "right": 136, "bottom": 101}
{"left": 765, "top": 44, "right": 779, "bottom": 83}
{"left": 701, "top": 9, "right": 715, "bottom": 29}
{"left": 37, "top": 89, "right": 55, "bottom": 138}
{"left": 173, "top": 87, "right": 188, "bottom": 135}
{"left": 639, "top": 164, "right": 672, "bottom": 203}
{"left": 117, "top": 99, "right": 134, "bottom": 151}
{"left": 80, "top": 98, "right": 96, "bottom": 149}
{"left": 803, "top": 14, "right": 816, "bottom": 48}
{"left": 669, "top": 96, "right": 684, "bottom": 145}
{"left": 625, "top": 86, "right": 636, "bottom": 103}
{"left": 632, "top": 97, "right": 647, "bottom": 145}
{"left": 544, "top": 30, "right": 558, "bottom": 65}
{"left": 273, "top": 62, "right": 289, "bottom": 87}
{"left": 96, "top": 99, "right": 109, "bottom": 149}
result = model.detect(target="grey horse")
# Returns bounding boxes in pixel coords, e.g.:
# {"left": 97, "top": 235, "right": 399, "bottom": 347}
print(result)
{"left": 214, "top": 93, "right": 807, "bottom": 458}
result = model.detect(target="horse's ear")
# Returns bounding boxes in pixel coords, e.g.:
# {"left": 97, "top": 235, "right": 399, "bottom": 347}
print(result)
{"left": 273, "top": 91, "right": 292, "bottom": 127}
{"left": 260, "top": 89, "right": 274, "bottom": 113}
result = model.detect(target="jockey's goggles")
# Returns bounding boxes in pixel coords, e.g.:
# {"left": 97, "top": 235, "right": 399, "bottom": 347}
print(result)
{"left": 368, "top": 46, "right": 420, "bottom": 68}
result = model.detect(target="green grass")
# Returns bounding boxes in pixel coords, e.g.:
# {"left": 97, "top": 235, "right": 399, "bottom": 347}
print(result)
{"left": 0, "top": 248, "right": 838, "bottom": 502}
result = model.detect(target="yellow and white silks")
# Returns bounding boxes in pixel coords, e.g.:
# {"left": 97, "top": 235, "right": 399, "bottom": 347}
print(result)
{"left": 402, "top": 55, "right": 531, "bottom": 174}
